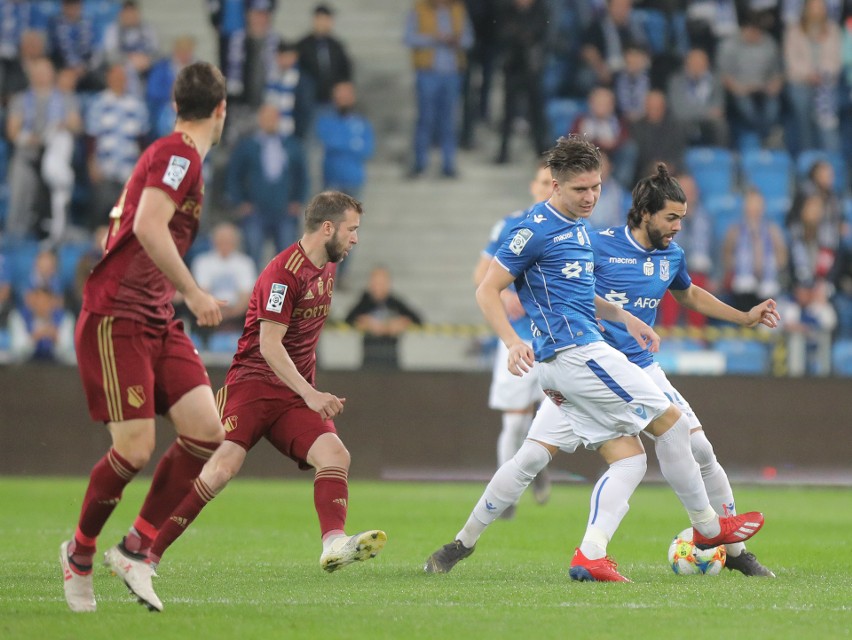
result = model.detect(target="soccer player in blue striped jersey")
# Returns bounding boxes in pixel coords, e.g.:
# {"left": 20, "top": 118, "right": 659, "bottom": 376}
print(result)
{"left": 425, "top": 137, "right": 766, "bottom": 581}
{"left": 586, "top": 163, "right": 777, "bottom": 576}
{"left": 472, "top": 160, "right": 554, "bottom": 514}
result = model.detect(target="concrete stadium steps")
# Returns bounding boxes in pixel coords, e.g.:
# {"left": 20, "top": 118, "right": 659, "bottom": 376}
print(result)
{"left": 141, "top": 0, "right": 537, "bottom": 325}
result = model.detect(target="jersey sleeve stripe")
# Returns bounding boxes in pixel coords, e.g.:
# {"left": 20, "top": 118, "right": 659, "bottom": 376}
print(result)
{"left": 285, "top": 253, "right": 305, "bottom": 274}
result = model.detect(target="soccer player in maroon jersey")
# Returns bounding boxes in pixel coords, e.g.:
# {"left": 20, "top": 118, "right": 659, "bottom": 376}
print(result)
{"left": 60, "top": 61, "right": 228, "bottom": 613}
{"left": 146, "top": 191, "right": 386, "bottom": 599}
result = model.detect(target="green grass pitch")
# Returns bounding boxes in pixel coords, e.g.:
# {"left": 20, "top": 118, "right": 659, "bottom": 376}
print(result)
{"left": 1, "top": 477, "right": 850, "bottom": 639}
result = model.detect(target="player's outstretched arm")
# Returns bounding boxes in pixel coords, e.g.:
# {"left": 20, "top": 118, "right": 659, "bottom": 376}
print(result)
{"left": 258, "top": 320, "right": 345, "bottom": 419}
{"left": 593, "top": 295, "right": 660, "bottom": 352}
{"left": 670, "top": 285, "right": 780, "bottom": 329}
{"left": 134, "top": 187, "right": 225, "bottom": 326}
{"left": 476, "top": 261, "right": 533, "bottom": 375}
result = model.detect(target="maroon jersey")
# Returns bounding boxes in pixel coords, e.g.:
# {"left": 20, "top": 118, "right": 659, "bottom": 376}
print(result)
{"left": 226, "top": 242, "right": 336, "bottom": 387}
{"left": 83, "top": 132, "right": 204, "bottom": 324}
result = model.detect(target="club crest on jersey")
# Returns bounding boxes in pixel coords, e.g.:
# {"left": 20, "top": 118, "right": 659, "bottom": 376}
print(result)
{"left": 509, "top": 228, "right": 533, "bottom": 255}
{"left": 266, "top": 283, "right": 287, "bottom": 312}
{"left": 660, "top": 259, "right": 670, "bottom": 281}
{"left": 162, "top": 155, "right": 190, "bottom": 189}
{"left": 576, "top": 228, "right": 587, "bottom": 246}
{"left": 643, "top": 258, "right": 654, "bottom": 277}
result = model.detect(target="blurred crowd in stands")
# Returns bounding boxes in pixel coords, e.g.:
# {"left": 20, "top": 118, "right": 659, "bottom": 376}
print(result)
{"left": 1, "top": 0, "right": 852, "bottom": 376}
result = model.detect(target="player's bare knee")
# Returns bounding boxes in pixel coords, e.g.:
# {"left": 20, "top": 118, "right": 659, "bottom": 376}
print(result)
{"left": 646, "top": 404, "right": 682, "bottom": 437}
{"left": 110, "top": 425, "right": 156, "bottom": 468}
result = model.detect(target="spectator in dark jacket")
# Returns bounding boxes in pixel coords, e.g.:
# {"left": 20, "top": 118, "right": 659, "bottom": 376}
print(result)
{"left": 296, "top": 4, "right": 353, "bottom": 106}
{"left": 345, "top": 266, "right": 423, "bottom": 369}
{"left": 226, "top": 103, "right": 308, "bottom": 268}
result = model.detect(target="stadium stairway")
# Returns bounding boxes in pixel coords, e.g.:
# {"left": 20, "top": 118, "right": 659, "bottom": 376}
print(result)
{"left": 144, "top": 0, "right": 536, "bottom": 328}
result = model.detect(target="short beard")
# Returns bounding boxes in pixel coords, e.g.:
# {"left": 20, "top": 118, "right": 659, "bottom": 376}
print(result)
{"left": 325, "top": 238, "right": 345, "bottom": 263}
{"left": 647, "top": 225, "right": 669, "bottom": 250}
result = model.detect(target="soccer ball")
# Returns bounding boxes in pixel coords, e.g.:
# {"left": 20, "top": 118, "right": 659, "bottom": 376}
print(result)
{"left": 668, "top": 527, "right": 726, "bottom": 576}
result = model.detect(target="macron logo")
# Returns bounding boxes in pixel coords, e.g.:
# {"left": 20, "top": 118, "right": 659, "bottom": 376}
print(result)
{"left": 633, "top": 406, "right": 648, "bottom": 420}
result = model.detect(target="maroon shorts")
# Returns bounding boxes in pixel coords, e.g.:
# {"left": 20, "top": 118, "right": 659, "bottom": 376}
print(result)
{"left": 75, "top": 310, "right": 210, "bottom": 422}
{"left": 216, "top": 377, "right": 336, "bottom": 469}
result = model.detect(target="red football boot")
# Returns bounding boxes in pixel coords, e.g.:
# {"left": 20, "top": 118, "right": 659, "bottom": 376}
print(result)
{"left": 693, "top": 512, "right": 765, "bottom": 550}
{"left": 568, "top": 548, "right": 631, "bottom": 582}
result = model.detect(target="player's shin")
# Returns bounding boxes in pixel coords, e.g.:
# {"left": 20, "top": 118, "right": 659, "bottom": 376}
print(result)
{"left": 70, "top": 448, "right": 140, "bottom": 564}
{"left": 654, "top": 416, "right": 720, "bottom": 538}
{"left": 458, "top": 440, "right": 550, "bottom": 547}
{"left": 127, "top": 436, "right": 219, "bottom": 555}
{"left": 690, "top": 430, "right": 745, "bottom": 555}
{"left": 579, "top": 453, "right": 646, "bottom": 560}
{"left": 315, "top": 466, "right": 349, "bottom": 539}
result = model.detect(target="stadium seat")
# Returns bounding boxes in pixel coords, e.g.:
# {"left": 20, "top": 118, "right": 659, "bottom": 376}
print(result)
{"left": 207, "top": 331, "right": 242, "bottom": 355}
{"left": 741, "top": 149, "right": 793, "bottom": 200}
{"left": 634, "top": 8, "right": 669, "bottom": 55}
{"left": 763, "top": 195, "right": 792, "bottom": 226}
{"left": 57, "top": 242, "right": 91, "bottom": 292}
{"left": 831, "top": 339, "right": 852, "bottom": 376}
{"left": 545, "top": 98, "right": 586, "bottom": 141}
{"left": 704, "top": 193, "right": 743, "bottom": 242}
{"left": 684, "top": 147, "right": 735, "bottom": 197}
{"left": 714, "top": 339, "right": 770, "bottom": 375}
{"left": 796, "top": 149, "right": 847, "bottom": 194}
{"left": 6, "top": 240, "right": 40, "bottom": 302}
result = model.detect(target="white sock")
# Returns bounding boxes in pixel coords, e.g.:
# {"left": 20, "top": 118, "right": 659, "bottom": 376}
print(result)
{"left": 497, "top": 412, "right": 533, "bottom": 466}
{"left": 456, "top": 441, "right": 551, "bottom": 548}
{"left": 691, "top": 430, "right": 744, "bottom": 556}
{"left": 654, "top": 415, "right": 720, "bottom": 537}
{"left": 579, "top": 453, "right": 647, "bottom": 560}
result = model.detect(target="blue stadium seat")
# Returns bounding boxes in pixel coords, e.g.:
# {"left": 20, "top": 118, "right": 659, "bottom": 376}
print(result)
{"left": 741, "top": 149, "right": 793, "bottom": 200}
{"left": 714, "top": 339, "right": 770, "bottom": 375}
{"left": 634, "top": 8, "right": 669, "bottom": 55}
{"left": 545, "top": 98, "right": 586, "bottom": 141}
{"left": 704, "top": 193, "right": 743, "bottom": 241}
{"left": 763, "top": 195, "right": 792, "bottom": 226}
{"left": 684, "top": 147, "right": 736, "bottom": 197}
{"left": 795, "top": 149, "right": 847, "bottom": 193}
{"left": 207, "top": 331, "right": 242, "bottom": 355}
{"left": 831, "top": 339, "right": 852, "bottom": 376}
{"left": 6, "top": 240, "right": 40, "bottom": 302}
{"left": 57, "top": 242, "right": 91, "bottom": 292}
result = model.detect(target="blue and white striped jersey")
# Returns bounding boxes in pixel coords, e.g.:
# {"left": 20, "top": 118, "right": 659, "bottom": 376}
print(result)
{"left": 593, "top": 225, "right": 692, "bottom": 368}
{"left": 494, "top": 200, "right": 602, "bottom": 361}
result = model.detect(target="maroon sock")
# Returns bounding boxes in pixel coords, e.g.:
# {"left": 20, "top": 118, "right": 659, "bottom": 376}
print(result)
{"left": 70, "top": 448, "right": 139, "bottom": 564}
{"left": 314, "top": 466, "right": 349, "bottom": 537}
{"left": 128, "top": 436, "right": 218, "bottom": 554}
{"left": 149, "top": 477, "right": 216, "bottom": 563}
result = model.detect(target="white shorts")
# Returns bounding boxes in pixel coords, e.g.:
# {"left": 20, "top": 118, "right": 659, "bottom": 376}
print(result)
{"left": 488, "top": 340, "right": 545, "bottom": 411}
{"left": 536, "top": 342, "right": 671, "bottom": 450}
{"left": 527, "top": 395, "right": 582, "bottom": 453}
{"left": 642, "top": 362, "right": 700, "bottom": 430}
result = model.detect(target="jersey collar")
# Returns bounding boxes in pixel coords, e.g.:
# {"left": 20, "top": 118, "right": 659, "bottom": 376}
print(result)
{"left": 544, "top": 202, "right": 583, "bottom": 226}
{"left": 623, "top": 225, "right": 656, "bottom": 254}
